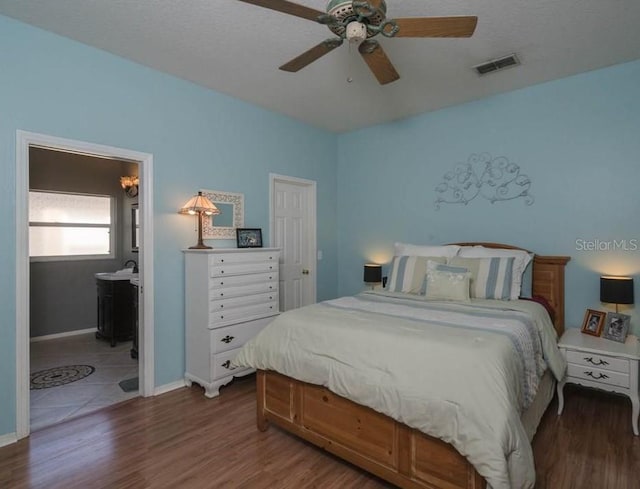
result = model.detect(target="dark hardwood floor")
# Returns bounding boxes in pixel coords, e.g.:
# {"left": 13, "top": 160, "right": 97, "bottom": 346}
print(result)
{"left": 1, "top": 376, "right": 639, "bottom": 488}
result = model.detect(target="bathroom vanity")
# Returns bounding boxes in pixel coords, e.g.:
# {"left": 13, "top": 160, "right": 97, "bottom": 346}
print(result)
{"left": 95, "top": 272, "right": 137, "bottom": 347}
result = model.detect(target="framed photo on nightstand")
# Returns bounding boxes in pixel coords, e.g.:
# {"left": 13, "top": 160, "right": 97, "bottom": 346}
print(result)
{"left": 580, "top": 309, "right": 606, "bottom": 336}
{"left": 602, "top": 312, "right": 631, "bottom": 343}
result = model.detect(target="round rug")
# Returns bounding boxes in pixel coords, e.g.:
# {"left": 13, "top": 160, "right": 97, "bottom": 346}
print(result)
{"left": 30, "top": 365, "right": 95, "bottom": 390}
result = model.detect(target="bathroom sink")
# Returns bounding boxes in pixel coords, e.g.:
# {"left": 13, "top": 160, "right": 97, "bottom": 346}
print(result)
{"left": 95, "top": 271, "right": 139, "bottom": 281}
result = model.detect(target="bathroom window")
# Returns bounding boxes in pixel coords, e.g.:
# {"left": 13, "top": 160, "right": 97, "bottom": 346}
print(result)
{"left": 29, "top": 190, "right": 115, "bottom": 260}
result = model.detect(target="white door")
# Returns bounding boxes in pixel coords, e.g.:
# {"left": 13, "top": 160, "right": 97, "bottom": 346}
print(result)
{"left": 270, "top": 175, "right": 317, "bottom": 311}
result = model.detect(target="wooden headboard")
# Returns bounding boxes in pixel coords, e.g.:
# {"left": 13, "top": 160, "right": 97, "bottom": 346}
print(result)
{"left": 451, "top": 242, "right": 571, "bottom": 336}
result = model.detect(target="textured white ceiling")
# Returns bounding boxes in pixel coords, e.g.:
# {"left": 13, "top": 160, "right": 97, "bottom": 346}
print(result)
{"left": 1, "top": 0, "right": 640, "bottom": 132}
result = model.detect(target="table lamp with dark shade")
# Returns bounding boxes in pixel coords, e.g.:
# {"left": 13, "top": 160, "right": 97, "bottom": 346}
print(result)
{"left": 600, "top": 276, "right": 634, "bottom": 313}
{"left": 364, "top": 264, "right": 382, "bottom": 289}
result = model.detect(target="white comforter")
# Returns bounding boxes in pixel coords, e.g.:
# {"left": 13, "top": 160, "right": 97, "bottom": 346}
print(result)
{"left": 234, "top": 291, "right": 566, "bottom": 489}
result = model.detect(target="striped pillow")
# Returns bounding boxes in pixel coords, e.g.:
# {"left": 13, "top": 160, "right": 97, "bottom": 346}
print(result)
{"left": 449, "top": 256, "right": 515, "bottom": 300}
{"left": 387, "top": 255, "right": 447, "bottom": 294}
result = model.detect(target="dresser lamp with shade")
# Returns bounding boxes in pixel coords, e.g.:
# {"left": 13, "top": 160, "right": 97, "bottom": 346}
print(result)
{"left": 600, "top": 276, "right": 634, "bottom": 313}
{"left": 364, "top": 264, "right": 382, "bottom": 290}
{"left": 179, "top": 191, "right": 220, "bottom": 249}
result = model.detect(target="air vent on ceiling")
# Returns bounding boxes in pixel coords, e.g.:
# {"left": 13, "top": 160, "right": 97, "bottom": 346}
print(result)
{"left": 473, "top": 54, "right": 520, "bottom": 76}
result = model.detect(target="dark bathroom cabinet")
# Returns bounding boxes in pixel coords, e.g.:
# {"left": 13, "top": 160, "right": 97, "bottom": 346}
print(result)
{"left": 96, "top": 279, "right": 135, "bottom": 347}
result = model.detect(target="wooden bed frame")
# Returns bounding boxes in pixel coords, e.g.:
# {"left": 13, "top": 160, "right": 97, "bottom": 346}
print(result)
{"left": 256, "top": 244, "right": 570, "bottom": 489}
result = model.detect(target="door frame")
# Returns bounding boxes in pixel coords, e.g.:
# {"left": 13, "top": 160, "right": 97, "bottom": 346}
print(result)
{"left": 268, "top": 173, "right": 317, "bottom": 307}
{"left": 15, "top": 130, "right": 155, "bottom": 439}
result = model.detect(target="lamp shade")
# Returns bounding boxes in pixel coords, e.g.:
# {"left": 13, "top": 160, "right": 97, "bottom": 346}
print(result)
{"left": 179, "top": 191, "right": 220, "bottom": 216}
{"left": 363, "top": 264, "right": 382, "bottom": 283}
{"left": 600, "top": 276, "right": 634, "bottom": 305}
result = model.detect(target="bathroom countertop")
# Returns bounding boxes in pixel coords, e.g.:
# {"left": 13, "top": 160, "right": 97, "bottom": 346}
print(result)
{"left": 95, "top": 271, "right": 138, "bottom": 281}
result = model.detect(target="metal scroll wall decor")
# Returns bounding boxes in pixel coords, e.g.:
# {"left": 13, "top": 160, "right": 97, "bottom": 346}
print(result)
{"left": 434, "top": 153, "right": 534, "bottom": 210}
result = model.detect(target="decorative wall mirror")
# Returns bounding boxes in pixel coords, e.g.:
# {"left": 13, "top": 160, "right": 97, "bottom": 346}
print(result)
{"left": 200, "top": 189, "right": 244, "bottom": 239}
{"left": 131, "top": 203, "right": 139, "bottom": 252}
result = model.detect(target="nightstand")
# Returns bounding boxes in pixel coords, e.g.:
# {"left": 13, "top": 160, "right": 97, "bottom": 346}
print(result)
{"left": 557, "top": 328, "right": 640, "bottom": 435}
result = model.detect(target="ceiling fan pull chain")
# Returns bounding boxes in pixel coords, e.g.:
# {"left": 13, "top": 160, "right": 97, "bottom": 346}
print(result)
{"left": 347, "top": 42, "right": 354, "bottom": 83}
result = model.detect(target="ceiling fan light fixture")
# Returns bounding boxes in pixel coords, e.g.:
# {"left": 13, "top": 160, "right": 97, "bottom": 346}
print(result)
{"left": 346, "top": 21, "right": 367, "bottom": 44}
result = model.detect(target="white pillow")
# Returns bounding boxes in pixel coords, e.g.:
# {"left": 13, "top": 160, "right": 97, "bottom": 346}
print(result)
{"left": 394, "top": 242, "right": 460, "bottom": 259}
{"left": 457, "top": 246, "right": 533, "bottom": 300}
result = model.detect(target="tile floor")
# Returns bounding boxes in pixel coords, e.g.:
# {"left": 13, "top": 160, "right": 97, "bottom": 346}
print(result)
{"left": 30, "top": 332, "right": 139, "bottom": 431}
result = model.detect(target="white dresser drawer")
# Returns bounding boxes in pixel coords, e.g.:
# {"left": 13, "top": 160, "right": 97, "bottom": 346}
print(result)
{"left": 209, "top": 301, "right": 278, "bottom": 328}
{"left": 210, "top": 251, "right": 278, "bottom": 266}
{"left": 567, "top": 363, "right": 629, "bottom": 388}
{"left": 211, "top": 316, "right": 276, "bottom": 353}
{"left": 211, "top": 261, "right": 277, "bottom": 277}
{"left": 209, "top": 272, "right": 277, "bottom": 290}
{"left": 209, "top": 291, "right": 278, "bottom": 312}
{"left": 211, "top": 348, "right": 249, "bottom": 380}
{"left": 210, "top": 281, "right": 277, "bottom": 301}
{"left": 566, "top": 350, "right": 629, "bottom": 373}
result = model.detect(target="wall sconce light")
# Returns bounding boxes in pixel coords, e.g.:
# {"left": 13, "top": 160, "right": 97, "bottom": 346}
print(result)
{"left": 600, "top": 275, "right": 635, "bottom": 313}
{"left": 120, "top": 175, "right": 139, "bottom": 198}
{"left": 363, "top": 263, "right": 382, "bottom": 290}
{"left": 179, "top": 191, "right": 220, "bottom": 249}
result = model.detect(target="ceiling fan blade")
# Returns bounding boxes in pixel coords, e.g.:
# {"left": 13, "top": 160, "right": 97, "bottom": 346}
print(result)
{"left": 393, "top": 16, "right": 478, "bottom": 38}
{"left": 358, "top": 41, "right": 400, "bottom": 85}
{"left": 280, "top": 39, "right": 343, "bottom": 72}
{"left": 237, "top": 0, "right": 325, "bottom": 22}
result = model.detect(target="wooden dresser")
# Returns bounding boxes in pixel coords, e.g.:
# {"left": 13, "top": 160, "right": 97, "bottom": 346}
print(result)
{"left": 184, "top": 248, "right": 280, "bottom": 397}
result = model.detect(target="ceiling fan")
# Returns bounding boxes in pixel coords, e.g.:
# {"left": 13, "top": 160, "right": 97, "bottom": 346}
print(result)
{"left": 238, "top": 0, "right": 478, "bottom": 85}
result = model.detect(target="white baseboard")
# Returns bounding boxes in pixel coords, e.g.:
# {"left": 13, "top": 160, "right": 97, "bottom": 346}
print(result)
{"left": 30, "top": 328, "right": 95, "bottom": 342}
{"left": 0, "top": 432, "right": 18, "bottom": 448}
{"left": 154, "top": 379, "right": 186, "bottom": 396}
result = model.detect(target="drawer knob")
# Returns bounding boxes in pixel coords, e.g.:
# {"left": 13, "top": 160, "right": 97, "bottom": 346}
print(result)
{"left": 585, "top": 371, "right": 609, "bottom": 380}
{"left": 221, "top": 360, "right": 236, "bottom": 370}
{"left": 584, "top": 356, "right": 609, "bottom": 366}
{"left": 221, "top": 271, "right": 224, "bottom": 274}
{"left": 221, "top": 335, "right": 234, "bottom": 344}
{"left": 220, "top": 293, "right": 224, "bottom": 297}
{"left": 220, "top": 305, "right": 224, "bottom": 308}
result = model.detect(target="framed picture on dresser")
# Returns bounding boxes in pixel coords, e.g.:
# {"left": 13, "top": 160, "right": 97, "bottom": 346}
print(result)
{"left": 602, "top": 312, "right": 631, "bottom": 343}
{"left": 580, "top": 309, "right": 606, "bottom": 336}
{"left": 236, "top": 228, "right": 263, "bottom": 248}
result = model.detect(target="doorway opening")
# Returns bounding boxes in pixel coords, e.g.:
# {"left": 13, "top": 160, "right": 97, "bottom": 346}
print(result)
{"left": 16, "top": 131, "right": 155, "bottom": 439}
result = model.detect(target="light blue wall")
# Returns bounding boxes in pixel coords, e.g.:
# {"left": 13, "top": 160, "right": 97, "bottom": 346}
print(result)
{"left": 337, "top": 60, "right": 640, "bottom": 332}
{"left": 0, "top": 15, "right": 338, "bottom": 437}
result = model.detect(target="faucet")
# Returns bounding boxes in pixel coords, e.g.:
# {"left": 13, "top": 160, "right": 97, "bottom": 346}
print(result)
{"left": 123, "top": 259, "right": 138, "bottom": 273}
